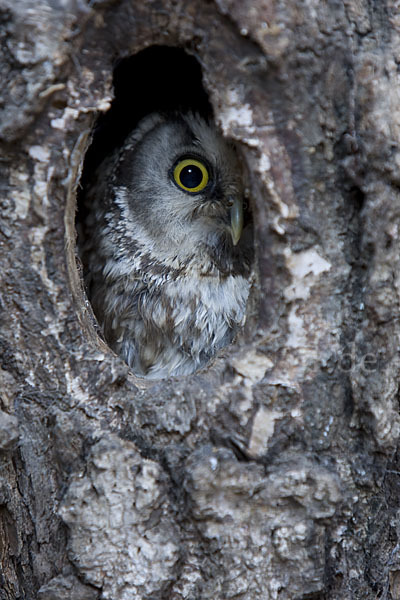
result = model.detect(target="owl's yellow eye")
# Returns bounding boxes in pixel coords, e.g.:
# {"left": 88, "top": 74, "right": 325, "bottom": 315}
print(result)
{"left": 173, "top": 158, "right": 209, "bottom": 193}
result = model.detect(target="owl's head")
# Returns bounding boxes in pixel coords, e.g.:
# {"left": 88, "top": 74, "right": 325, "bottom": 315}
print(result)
{"left": 109, "top": 112, "right": 245, "bottom": 264}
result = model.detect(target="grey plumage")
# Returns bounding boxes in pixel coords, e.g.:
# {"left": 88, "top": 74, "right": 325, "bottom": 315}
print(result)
{"left": 82, "top": 112, "right": 252, "bottom": 379}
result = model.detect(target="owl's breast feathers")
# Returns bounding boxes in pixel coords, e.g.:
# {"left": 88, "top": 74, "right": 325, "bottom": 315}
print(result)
{"left": 89, "top": 238, "right": 251, "bottom": 379}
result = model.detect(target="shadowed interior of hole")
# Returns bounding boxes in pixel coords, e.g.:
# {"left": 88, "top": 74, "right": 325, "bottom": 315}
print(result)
{"left": 80, "top": 46, "right": 213, "bottom": 186}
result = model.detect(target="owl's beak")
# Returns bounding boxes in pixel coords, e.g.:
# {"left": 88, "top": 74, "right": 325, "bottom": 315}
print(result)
{"left": 229, "top": 196, "right": 244, "bottom": 246}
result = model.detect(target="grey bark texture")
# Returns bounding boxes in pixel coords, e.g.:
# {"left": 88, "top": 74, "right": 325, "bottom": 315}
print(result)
{"left": 1, "top": 1, "right": 400, "bottom": 599}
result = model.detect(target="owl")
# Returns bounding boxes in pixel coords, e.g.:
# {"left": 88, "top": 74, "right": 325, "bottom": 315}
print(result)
{"left": 82, "top": 112, "right": 252, "bottom": 379}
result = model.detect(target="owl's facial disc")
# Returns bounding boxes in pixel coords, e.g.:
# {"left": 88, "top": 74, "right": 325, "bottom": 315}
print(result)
{"left": 171, "top": 155, "right": 243, "bottom": 245}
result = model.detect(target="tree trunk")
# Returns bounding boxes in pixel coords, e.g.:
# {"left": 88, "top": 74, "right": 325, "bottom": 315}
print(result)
{"left": 1, "top": 1, "right": 400, "bottom": 598}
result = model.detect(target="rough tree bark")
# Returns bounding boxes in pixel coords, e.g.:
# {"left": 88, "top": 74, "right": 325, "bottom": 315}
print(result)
{"left": 1, "top": 1, "right": 400, "bottom": 599}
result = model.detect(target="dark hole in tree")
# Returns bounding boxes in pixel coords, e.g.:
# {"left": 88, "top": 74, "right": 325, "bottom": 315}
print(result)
{"left": 77, "top": 45, "right": 253, "bottom": 379}
{"left": 80, "top": 46, "right": 212, "bottom": 181}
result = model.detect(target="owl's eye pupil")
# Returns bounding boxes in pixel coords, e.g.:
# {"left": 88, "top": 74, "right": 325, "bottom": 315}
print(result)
{"left": 180, "top": 165, "right": 203, "bottom": 189}
{"left": 172, "top": 158, "right": 209, "bottom": 193}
